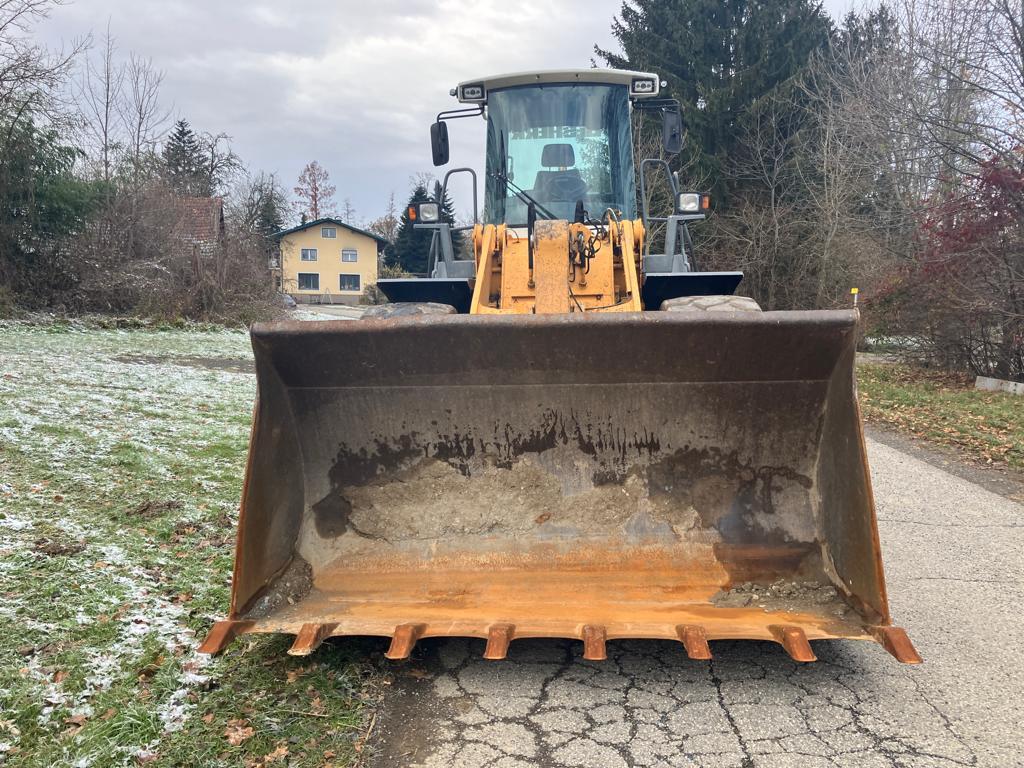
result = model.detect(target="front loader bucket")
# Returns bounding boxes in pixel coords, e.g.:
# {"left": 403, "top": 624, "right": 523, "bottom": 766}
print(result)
{"left": 200, "top": 311, "right": 919, "bottom": 664}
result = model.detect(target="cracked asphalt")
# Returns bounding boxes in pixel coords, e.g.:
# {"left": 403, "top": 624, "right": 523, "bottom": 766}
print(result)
{"left": 365, "top": 433, "right": 1024, "bottom": 768}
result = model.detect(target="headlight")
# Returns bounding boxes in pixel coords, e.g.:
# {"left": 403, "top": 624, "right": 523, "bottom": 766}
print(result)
{"left": 458, "top": 83, "right": 485, "bottom": 102}
{"left": 677, "top": 193, "right": 701, "bottom": 213}
{"left": 630, "top": 77, "right": 657, "bottom": 96}
{"left": 418, "top": 203, "right": 440, "bottom": 222}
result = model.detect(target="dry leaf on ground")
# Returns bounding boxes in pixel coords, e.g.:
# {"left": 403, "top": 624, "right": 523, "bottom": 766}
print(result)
{"left": 224, "top": 719, "right": 255, "bottom": 746}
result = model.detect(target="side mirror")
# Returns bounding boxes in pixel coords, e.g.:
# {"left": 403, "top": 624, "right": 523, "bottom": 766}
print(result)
{"left": 430, "top": 121, "right": 450, "bottom": 166}
{"left": 662, "top": 109, "right": 683, "bottom": 155}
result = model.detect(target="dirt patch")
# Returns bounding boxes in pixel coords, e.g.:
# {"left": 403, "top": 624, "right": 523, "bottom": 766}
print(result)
{"left": 712, "top": 578, "right": 854, "bottom": 618}
{"left": 32, "top": 537, "right": 86, "bottom": 556}
{"left": 116, "top": 353, "right": 254, "bottom": 374}
{"left": 244, "top": 556, "right": 313, "bottom": 619}
{"left": 340, "top": 458, "right": 693, "bottom": 543}
{"left": 364, "top": 643, "right": 451, "bottom": 768}
{"left": 126, "top": 499, "right": 182, "bottom": 518}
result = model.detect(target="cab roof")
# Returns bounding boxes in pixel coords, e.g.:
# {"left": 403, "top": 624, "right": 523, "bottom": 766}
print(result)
{"left": 453, "top": 69, "right": 663, "bottom": 103}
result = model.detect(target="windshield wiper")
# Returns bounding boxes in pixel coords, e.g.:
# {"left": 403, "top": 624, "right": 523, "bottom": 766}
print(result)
{"left": 492, "top": 130, "right": 558, "bottom": 221}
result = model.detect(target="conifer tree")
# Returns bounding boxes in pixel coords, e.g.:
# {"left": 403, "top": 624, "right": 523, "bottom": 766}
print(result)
{"left": 161, "top": 119, "right": 210, "bottom": 195}
{"left": 596, "top": 0, "right": 834, "bottom": 201}
{"left": 432, "top": 180, "right": 464, "bottom": 254}
{"left": 388, "top": 183, "right": 432, "bottom": 274}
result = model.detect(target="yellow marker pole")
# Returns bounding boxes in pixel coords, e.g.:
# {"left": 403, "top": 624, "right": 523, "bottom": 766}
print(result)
{"left": 850, "top": 287, "right": 859, "bottom": 307}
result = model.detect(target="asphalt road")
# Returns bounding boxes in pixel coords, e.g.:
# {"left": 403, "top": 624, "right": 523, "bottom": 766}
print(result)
{"left": 365, "top": 432, "right": 1024, "bottom": 768}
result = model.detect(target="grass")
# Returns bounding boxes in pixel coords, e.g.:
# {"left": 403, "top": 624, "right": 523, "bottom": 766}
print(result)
{"left": 0, "top": 323, "right": 374, "bottom": 768}
{"left": 858, "top": 362, "right": 1024, "bottom": 470}
{"left": 2, "top": 321, "right": 1018, "bottom": 765}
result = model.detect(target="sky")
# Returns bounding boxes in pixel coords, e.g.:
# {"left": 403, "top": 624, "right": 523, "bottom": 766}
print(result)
{"left": 36, "top": 0, "right": 857, "bottom": 226}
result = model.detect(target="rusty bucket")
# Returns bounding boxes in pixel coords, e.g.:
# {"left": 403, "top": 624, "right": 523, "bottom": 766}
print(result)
{"left": 200, "top": 311, "right": 919, "bottom": 664}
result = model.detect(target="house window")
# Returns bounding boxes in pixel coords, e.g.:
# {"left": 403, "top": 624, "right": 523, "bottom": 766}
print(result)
{"left": 300, "top": 248, "right": 317, "bottom": 261}
{"left": 341, "top": 249, "right": 358, "bottom": 263}
{"left": 321, "top": 227, "right": 337, "bottom": 238}
{"left": 339, "top": 274, "right": 361, "bottom": 292}
{"left": 297, "top": 273, "right": 319, "bottom": 291}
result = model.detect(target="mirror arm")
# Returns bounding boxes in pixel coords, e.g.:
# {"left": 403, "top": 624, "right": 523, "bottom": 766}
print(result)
{"left": 632, "top": 98, "right": 681, "bottom": 114}
{"left": 436, "top": 105, "right": 484, "bottom": 123}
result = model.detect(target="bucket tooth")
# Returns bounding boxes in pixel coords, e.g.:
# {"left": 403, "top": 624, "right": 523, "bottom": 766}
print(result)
{"left": 770, "top": 625, "right": 817, "bottom": 662}
{"left": 288, "top": 623, "right": 338, "bottom": 657}
{"left": 676, "top": 625, "right": 712, "bottom": 660}
{"left": 386, "top": 623, "right": 427, "bottom": 660}
{"left": 582, "top": 625, "right": 607, "bottom": 661}
{"left": 198, "top": 620, "right": 253, "bottom": 656}
{"left": 483, "top": 623, "right": 516, "bottom": 660}
{"left": 869, "top": 625, "right": 922, "bottom": 664}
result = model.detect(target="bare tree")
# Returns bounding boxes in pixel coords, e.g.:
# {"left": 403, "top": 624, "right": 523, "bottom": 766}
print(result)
{"left": 228, "top": 171, "right": 288, "bottom": 236}
{"left": 711, "top": 91, "right": 807, "bottom": 309}
{"left": 293, "top": 160, "right": 336, "bottom": 220}
{"left": 0, "top": 0, "right": 81, "bottom": 117}
{"left": 201, "top": 131, "right": 242, "bottom": 195}
{"left": 844, "top": 0, "right": 1024, "bottom": 379}
{"left": 367, "top": 191, "right": 399, "bottom": 243}
{"left": 119, "top": 53, "right": 168, "bottom": 178}
{"left": 76, "top": 26, "right": 123, "bottom": 183}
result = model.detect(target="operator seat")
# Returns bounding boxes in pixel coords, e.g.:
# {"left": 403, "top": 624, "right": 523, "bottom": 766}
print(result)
{"left": 532, "top": 143, "right": 588, "bottom": 202}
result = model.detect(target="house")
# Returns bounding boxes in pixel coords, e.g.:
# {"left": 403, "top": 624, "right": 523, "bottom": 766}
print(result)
{"left": 174, "top": 197, "right": 225, "bottom": 257}
{"left": 272, "top": 218, "right": 388, "bottom": 305}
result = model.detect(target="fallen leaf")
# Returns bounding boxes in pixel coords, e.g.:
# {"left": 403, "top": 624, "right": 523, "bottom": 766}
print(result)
{"left": 53, "top": 670, "right": 69, "bottom": 684}
{"left": 100, "top": 708, "right": 117, "bottom": 720}
{"left": 224, "top": 719, "right": 255, "bottom": 746}
{"left": 263, "top": 744, "right": 289, "bottom": 762}
{"left": 61, "top": 713, "right": 88, "bottom": 739}
{"left": 202, "top": 713, "right": 215, "bottom": 724}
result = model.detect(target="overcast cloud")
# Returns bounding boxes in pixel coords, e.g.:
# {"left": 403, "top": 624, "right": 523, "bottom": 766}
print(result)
{"left": 37, "top": 0, "right": 857, "bottom": 224}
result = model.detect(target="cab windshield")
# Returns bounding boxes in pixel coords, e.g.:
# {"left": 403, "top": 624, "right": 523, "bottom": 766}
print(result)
{"left": 484, "top": 84, "right": 636, "bottom": 225}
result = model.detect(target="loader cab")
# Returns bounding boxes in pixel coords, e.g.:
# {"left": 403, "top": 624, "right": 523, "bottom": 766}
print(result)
{"left": 483, "top": 81, "right": 635, "bottom": 225}
{"left": 382, "top": 68, "right": 741, "bottom": 312}
{"left": 439, "top": 69, "right": 668, "bottom": 226}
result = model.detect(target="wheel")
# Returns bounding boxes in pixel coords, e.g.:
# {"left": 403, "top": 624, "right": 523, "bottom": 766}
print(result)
{"left": 660, "top": 295, "right": 762, "bottom": 312}
{"left": 361, "top": 302, "right": 458, "bottom": 319}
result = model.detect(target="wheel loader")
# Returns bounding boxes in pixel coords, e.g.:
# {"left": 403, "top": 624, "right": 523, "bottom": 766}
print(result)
{"left": 200, "top": 69, "right": 920, "bottom": 665}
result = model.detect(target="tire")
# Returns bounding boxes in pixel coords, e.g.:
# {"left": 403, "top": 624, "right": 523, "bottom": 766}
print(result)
{"left": 660, "top": 295, "right": 762, "bottom": 313}
{"left": 361, "top": 302, "right": 458, "bottom": 320}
